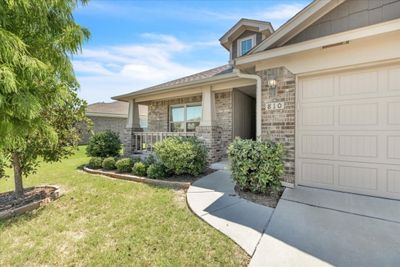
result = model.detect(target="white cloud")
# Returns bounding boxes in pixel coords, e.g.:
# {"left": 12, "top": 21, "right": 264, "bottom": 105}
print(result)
{"left": 74, "top": 34, "right": 222, "bottom": 104}
{"left": 256, "top": 4, "right": 304, "bottom": 21}
{"left": 190, "top": 3, "right": 304, "bottom": 27}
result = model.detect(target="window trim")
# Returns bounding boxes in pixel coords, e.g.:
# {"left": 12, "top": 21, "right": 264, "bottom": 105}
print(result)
{"left": 237, "top": 34, "right": 256, "bottom": 57}
{"left": 169, "top": 102, "right": 202, "bottom": 132}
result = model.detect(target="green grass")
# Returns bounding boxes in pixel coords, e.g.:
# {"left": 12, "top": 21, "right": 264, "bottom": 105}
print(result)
{"left": 0, "top": 147, "right": 249, "bottom": 266}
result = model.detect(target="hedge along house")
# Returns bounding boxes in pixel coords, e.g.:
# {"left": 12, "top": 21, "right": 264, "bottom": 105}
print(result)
{"left": 113, "top": 0, "right": 400, "bottom": 198}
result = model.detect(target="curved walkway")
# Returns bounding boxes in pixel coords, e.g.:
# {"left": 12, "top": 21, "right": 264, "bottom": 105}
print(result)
{"left": 186, "top": 170, "right": 274, "bottom": 255}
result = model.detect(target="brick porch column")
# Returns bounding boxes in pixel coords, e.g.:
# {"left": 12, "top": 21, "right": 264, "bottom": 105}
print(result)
{"left": 124, "top": 99, "right": 142, "bottom": 156}
{"left": 196, "top": 86, "right": 222, "bottom": 163}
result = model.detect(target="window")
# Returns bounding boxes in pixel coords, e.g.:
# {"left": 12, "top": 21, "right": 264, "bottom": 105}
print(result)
{"left": 238, "top": 35, "right": 256, "bottom": 56}
{"left": 169, "top": 104, "right": 202, "bottom": 132}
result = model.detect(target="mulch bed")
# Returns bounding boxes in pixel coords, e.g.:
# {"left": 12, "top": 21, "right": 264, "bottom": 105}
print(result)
{"left": 235, "top": 186, "right": 283, "bottom": 208}
{"left": 0, "top": 186, "right": 61, "bottom": 219}
{"left": 161, "top": 168, "right": 216, "bottom": 184}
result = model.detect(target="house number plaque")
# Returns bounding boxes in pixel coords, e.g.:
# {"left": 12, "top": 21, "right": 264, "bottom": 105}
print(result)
{"left": 265, "top": 101, "right": 285, "bottom": 110}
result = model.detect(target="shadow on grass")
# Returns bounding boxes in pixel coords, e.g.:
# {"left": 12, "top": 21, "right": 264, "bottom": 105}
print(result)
{"left": 76, "top": 164, "right": 86, "bottom": 170}
{"left": 0, "top": 204, "right": 48, "bottom": 227}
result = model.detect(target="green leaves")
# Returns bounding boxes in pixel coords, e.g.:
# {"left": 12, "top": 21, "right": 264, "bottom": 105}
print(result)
{"left": 0, "top": 0, "right": 90, "bottom": 185}
{"left": 154, "top": 137, "right": 207, "bottom": 176}
{"left": 86, "top": 131, "right": 122, "bottom": 158}
{"left": 228, "top": 138, "right": 285, "bottom": 194}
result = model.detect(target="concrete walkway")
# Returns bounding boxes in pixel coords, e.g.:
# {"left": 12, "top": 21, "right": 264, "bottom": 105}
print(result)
{"left": 251, "top": 187, "right": 400, "bottom": 267}
{"left": 187, "top": 170, "right": 274, "bottom": 255}
{"left": 188, "top": 171, "right": 400, "bottom": 267}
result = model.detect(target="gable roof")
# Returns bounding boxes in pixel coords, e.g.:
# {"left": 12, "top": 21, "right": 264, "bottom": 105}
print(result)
{"left": 219, "top": 18, "right": 274, "bottom": 50}
{"left": 112, "top": 65, "right": 235, "bottom": 100}
{"left": 86, "top": 101, "right": 129, "bottom": 117}
{"left": 249, "top": 0, "right": 345, "bottom": 53}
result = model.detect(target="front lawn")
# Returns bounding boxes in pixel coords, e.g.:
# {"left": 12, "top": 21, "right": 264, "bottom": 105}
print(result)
{"left": 0, "top": 147, "right": 249, "bottom": 266}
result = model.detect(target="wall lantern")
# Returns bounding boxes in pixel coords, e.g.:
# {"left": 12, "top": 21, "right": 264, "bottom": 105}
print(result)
{"left": 268, "top": 79, "right": 277, "bottom": 88}
{"left": 268, "top": 78, "right": 277, "bottom": 97}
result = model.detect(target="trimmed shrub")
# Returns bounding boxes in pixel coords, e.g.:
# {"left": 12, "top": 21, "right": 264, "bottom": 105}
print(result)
{"left": 102, "top": 157, "right": 116, "bottom": 170}
{"left": 147, "top": 162, "right": 168, "bottom": 179}
{"left": 115, "top": 158, "right": 134, "bottom": 173}
{"left": 131, "top": 156, "right": 142, "bottom": 165}
{"left": 154, "top": 137, "right": 207, "bottom": 176}
{"left": 142, "top": 154, "right": 157, "bottom": 168}
{"left": 228, "top": 138, "right": 284, "bottom": 193}
{"left": 86, "top": 130, "right": 121, "bottom": 158}
{"left": 88, "top": 157, "right": 103, "bottom": 169}
{"left": 132, "top": 162, "right": 147, "bottom": 176}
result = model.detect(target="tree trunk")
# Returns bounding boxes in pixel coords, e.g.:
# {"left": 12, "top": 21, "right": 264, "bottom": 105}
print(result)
{"left": 12, "top": 152, "right": 24, "bottom": 198}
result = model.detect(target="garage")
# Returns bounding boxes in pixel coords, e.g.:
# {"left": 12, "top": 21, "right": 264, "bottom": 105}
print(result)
{"left": 296, "top": 63, "right": 400, "bottom": 199}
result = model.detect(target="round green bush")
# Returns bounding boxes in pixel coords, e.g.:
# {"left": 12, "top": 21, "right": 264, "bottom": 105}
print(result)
{"left": 88, "top": 157, "right": 103, "bottom": 169}
{"left": 154, "top": 137, "right": 207, "bottom": 176}
{"left": 147, "top": 162, "right": 168, "bottom": 179}
{"left": 132, "top": 162, "right": 147, "bottom": 176}
{"left": 115, "top": 158, "right": 134, "bottom": 173}
{"left": 142, "top": 154, "right": 156, "bottom": 167}
{"left": 102, "top": 157, "right": 116, "bottom": 170}
{"left": 228, "top": 138, "right": 284, "bottom": 193}
{"left": 86, "top": 130, "right": 121, "bottom": 158}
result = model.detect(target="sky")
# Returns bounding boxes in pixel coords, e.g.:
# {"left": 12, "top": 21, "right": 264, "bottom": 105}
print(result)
{"left": 73, "top": 0, "right": 310, "bottom": 104}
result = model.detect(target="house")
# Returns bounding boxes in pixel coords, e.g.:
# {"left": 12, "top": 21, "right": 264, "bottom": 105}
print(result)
{"left": 80, "top": 101, "right": 148, "bottom": 144}
{"left": 113, "top": 0, "right": 400, "bottom": 200}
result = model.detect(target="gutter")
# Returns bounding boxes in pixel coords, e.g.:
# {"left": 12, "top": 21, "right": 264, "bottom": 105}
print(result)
{"left": 233, "top": 69, "right": 262, "bottom": 138}
{"left": 112, "top": 72, "right": 238, "bottom": 101}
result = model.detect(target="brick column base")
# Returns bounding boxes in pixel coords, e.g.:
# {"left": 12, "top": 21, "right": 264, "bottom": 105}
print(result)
{"left": 196, "top": 125, "right": 223, "bottom": 163}
{"left": 123, "top": 127, "right": 143, "bottom": 156}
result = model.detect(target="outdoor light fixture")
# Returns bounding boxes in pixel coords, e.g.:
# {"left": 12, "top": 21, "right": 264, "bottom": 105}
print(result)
{"left": 267, "top": 79, "right": 277, "bottom": 88}
{"left": 268, "top": 78, "right": 277, "bottom": 97}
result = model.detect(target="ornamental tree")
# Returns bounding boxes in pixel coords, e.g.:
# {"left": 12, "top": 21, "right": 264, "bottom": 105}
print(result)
{"left": 0, "top": 0, "right": 90, "bottom": 197}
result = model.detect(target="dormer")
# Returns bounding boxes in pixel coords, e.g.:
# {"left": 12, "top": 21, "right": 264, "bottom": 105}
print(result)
{"left": 219, "top": 18, "right": 274, "bottom": 60}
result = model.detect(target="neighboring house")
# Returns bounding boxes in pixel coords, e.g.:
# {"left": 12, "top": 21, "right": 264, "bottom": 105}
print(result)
{"left": 80, "top": 101, "right": 148, "bottom": 144}
{"left": 113, "top": 0, "right": 400, "bottom": 200}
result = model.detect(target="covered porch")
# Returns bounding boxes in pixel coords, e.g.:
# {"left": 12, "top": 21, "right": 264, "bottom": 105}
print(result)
{"left": 117, "top": 69, "right": 261, "bottom": 163}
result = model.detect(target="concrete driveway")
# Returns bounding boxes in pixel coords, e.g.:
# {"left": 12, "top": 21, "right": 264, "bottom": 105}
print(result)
{"left": 251, "top": 186, "right": 400, "bottom": 267}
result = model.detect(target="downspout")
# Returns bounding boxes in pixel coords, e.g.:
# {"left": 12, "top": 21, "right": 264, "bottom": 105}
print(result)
{"left": 233, "top": 69, "right": 262, "bottom": 138}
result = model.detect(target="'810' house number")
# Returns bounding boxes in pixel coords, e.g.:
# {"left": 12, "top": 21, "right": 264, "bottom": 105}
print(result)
{"left": 265, "top": 101, "right": 285, "bottom": 110}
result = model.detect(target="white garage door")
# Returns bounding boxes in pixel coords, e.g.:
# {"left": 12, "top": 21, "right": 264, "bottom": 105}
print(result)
{"left": 297, "top": 63, "right": 400, "bottom": 199}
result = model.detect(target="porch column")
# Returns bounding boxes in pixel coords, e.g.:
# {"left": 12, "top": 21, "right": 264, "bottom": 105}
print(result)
{"left": 196, "top": 86, "right": 222, "bottom": 163}
{"left": 200, "top": 87, "right": 216, "bottom": 126}
{"left": 124, "top": 99, "right": 143, "bottom": 156}
{"left": 127, "top": 99, "right": 141, "bottom": 129}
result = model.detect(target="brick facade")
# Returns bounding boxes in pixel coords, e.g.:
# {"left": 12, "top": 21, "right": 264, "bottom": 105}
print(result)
{"left": 123, "top": 127, "right": 143, "bottom": 156}
{"left": 80, "top": 116, "right": 127, "bottom": 145}
{"left": 196, "top": 125, "right": 223, "bottom": 163}
{"left": 257, "top": 67, "right": 296, "bottom": 184}
{"left": 138, "top": 92, "right": 233, "bottom": 162}
{"left": 145, "top": 95, "right": 202, "bottom": 132}
{"left": 215, "top": 91, "right": 233, "bottom": 156}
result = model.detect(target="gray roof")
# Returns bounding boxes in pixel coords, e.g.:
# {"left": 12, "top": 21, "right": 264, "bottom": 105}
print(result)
{"left": 147, "top": 64, "right": 233, "bottom": 90}
{"left": 113, "top": 64, "right": 234, "bottom": 100}
{"left": 87, "top": 101, "right": 129, "bottom": 115}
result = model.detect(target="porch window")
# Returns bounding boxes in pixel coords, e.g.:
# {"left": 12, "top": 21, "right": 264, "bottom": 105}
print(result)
{"left": 169, "top": 104, "right": 202, "bottom": 132}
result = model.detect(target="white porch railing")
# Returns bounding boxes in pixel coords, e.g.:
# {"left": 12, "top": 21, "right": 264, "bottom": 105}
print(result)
{"left": 132, "top": 132, "right": 196, "bottom": 153}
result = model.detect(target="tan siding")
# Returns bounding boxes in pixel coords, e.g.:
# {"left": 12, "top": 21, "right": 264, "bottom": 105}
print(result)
{"left": 233, "top": 90, "right": 255, "bottom": 139}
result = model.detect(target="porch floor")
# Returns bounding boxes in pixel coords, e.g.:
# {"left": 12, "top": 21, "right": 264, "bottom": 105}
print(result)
{"left": 209, "top": 159, "right": 230, "bottom": 171}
